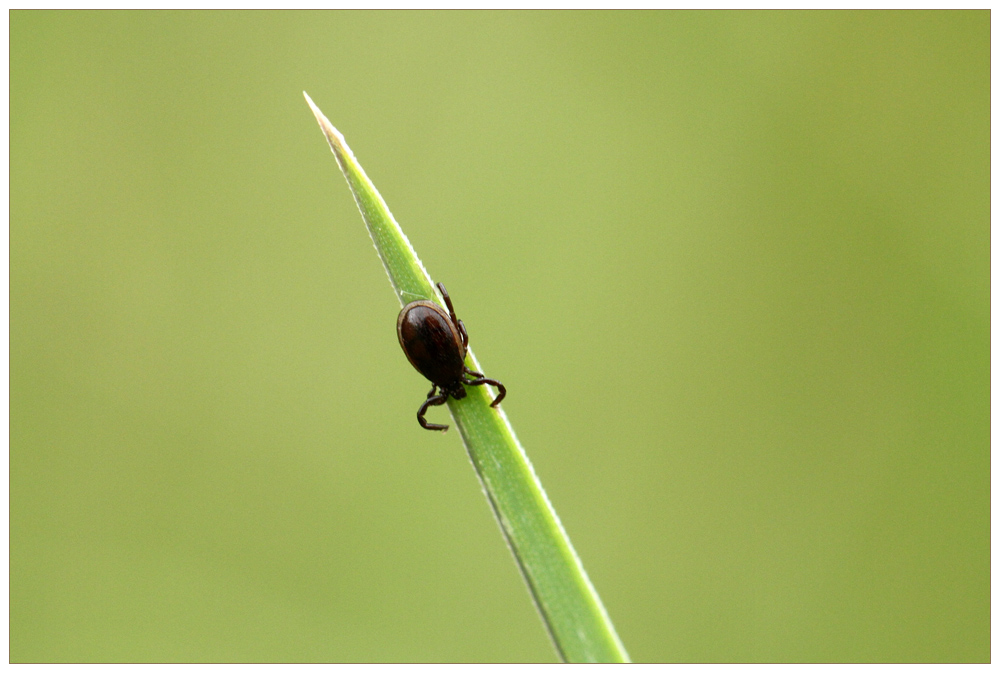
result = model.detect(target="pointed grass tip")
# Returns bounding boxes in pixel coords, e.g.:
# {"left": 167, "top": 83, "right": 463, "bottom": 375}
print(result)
{"left": 303, "top": 91, "right": 348, "bottom": 156}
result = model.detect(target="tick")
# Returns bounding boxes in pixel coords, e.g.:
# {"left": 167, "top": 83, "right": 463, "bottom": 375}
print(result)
{"left": 396, "top": 282, "right": 506, "bottom": 432}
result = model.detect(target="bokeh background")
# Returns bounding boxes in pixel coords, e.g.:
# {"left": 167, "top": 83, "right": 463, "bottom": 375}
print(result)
{"left": 11, "top": 10, "right": 989, "bottom": 662}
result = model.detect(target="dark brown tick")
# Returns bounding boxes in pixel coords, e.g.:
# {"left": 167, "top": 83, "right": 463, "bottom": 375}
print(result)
{"left": 396, "top": 282, "right": 506, "bottom": 432}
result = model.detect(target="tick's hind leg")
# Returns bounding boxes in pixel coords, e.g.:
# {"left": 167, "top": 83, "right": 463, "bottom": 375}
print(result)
{"left": 463, "top": 376, "right": 506, "bottom": 408}
{"left": 438, "top": 283, "right": 470, "bottom": 349}
{"left": 417, "top": 387, "right": 450, "bottom": 431}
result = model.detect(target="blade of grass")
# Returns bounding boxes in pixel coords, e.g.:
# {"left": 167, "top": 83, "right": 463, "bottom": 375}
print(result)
{"left": 305, "top": 92, "right": 629, "bottom": 663}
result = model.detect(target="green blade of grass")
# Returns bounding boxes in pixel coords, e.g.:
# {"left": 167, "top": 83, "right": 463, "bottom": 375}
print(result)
{"left": 305, "top": 92, "right": 629, "bottom": 664}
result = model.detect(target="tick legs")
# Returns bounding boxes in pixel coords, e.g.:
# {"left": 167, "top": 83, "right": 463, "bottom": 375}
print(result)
{"left": 463, "top": 370, "right": 506, "bottom": 408}
{"left": 429, "top": 283, "right": 505, "bottom": 416}
{"left": 437, "top": 282, "right": 469, "bottom": 349}
{"left": 417, "top": 386, "right": 449, "bottom": 431}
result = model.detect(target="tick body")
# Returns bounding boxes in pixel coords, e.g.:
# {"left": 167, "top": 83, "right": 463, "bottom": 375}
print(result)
{"left": 396, "top": 282, "right": 505, "bottom": 431}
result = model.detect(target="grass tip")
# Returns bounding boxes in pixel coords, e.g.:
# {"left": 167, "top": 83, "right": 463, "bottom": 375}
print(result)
{"left": 303, "top": 92, "right": 347, "bottom": 156}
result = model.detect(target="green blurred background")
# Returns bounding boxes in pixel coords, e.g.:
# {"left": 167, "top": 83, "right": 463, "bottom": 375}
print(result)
{"left": 10, "top": 10, "right": 989, "bottom": 662}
